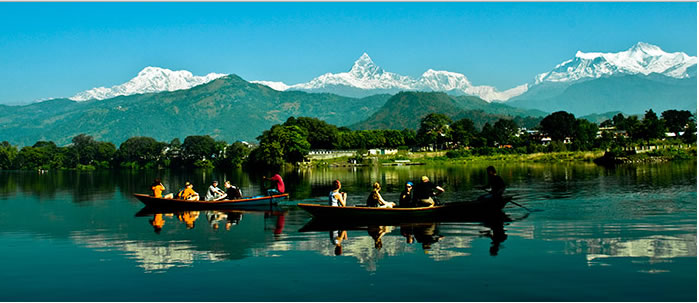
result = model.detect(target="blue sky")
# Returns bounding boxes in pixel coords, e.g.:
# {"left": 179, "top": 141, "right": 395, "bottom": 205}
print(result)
{"left": 0, "top": 2, "right": 696, "bottom": 104}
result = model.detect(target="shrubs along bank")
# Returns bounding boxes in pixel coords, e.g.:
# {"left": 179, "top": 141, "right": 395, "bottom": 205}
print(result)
{"left": 0, "top": 109, "right": 696, "bottom": 170}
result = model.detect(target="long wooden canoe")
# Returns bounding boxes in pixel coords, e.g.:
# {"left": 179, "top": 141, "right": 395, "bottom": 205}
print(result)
{"left": 298, "top": 196, "right": 511, "bottom": 222}
{"left": 133, "top": 193, "right": 289, "bottom": 208}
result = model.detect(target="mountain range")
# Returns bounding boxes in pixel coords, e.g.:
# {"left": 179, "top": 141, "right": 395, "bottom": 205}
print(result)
{"left": 69, "top": 67, "right": 226, "bottom": 101}
{"left": 510, "top": 43, "right": 697, "bottom": 115}
{"left": 0, "top": 75, "right": 388, "bottom": 146}
{"left": 252, "top": 53, "right": 528, "bottom": 101}
{"left": 60, "top": 42, "right": 695, "bottom": 116}
{"left": 0, "top": 75, "right": 545, "bottom": 147}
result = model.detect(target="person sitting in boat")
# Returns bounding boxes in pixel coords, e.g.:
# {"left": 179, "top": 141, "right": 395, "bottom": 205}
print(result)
{"left": 479, "top": 166, "right": 506, "bottom": 201}
{"left": 178, "top": 182, "right": 200, "bottom": 201}
{"left": 224, "top": 181, "right": 243, "bottom": 199}
{"left": 263, "top": 173, "right": 285, "bottom": 196}
{"left": 366, "top": 182, "right": 396, "bottom": 208}
{"left": 329, "top": 179, "right": 347, "bottom": 207}
{"left": 205, "top": 181, "right": 227, "bottom": 201}
{"left": 398, "top": 181, "right": 414, "bottom": 208}
{"left": 412, "top": 176, "right": 444, "bottom": 207}
{"left": 151, "top": 178, "right": 174, "bottom": 199}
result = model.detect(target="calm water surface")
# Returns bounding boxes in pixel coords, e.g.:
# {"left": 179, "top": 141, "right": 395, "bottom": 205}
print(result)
{"left": 0, "top": 162, "right": 696, "bottom": 301}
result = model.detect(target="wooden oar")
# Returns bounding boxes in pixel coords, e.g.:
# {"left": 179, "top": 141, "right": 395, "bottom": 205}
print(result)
{"left": 481, "top": 189, "right": 534, "bottom": 212}
{"left": 508, "top": 199, "right": 532, "bottom": 212}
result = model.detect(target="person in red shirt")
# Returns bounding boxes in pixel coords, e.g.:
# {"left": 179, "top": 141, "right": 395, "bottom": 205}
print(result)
{"left": 263, "top": 173, "right": 285, "bottom": 195}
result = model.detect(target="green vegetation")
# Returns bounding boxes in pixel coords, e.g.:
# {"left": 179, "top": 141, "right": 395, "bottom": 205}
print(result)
{"left": 0, "top": 107, "right": 695, "bottom": 171}
{"left": 351, "top": 91, "right": 546, "bottom": 130}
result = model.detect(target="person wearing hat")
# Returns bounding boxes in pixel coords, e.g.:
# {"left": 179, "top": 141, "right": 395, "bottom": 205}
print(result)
{"left": 398, "top": 181, "right": 414, "bottom": 208}
{"left": 412, "top": 176, "right": 444, "bottom": 207}
{"left": 178, "top": 181, "right": 200, "bottom": 201}
{"left": 205, "top": 180, "right": 227, "bottom": 201}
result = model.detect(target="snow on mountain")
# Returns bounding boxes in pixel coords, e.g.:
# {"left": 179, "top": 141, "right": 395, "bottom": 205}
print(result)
{"left": 254, "top": 53, "right": 526, "bottom": 102}
{"left": 250, "top": 80, "right": 291, "bottom": 91}
{"left": 69, "top": 67, "right": 226, "bottom": 101}
{"left": 534, "top": 42, "right": 697, "bottom": 84}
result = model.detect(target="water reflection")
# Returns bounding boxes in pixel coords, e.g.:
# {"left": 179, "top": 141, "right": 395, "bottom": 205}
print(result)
{"left": 0, "top": 161, "right": 695, "bottom": 281}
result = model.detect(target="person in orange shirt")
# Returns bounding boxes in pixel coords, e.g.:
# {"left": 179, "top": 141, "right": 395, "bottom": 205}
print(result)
{"left": 180, "top": 182, "right": 200, "bottom": 201}
{"left": 151, "top": 178, "right": 174, "bottom": 199}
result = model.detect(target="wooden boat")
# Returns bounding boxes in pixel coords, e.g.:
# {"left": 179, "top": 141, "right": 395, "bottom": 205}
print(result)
{"left": 297, "top": 196, "right": 511, "bottom": 223}
{"left": 133, "top": 193, "right": 289, "bottom": 208}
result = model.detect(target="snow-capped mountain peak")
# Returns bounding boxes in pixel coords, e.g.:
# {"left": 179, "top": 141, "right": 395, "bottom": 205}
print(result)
{"left": 253, "top": 53, "right": 526, "bottom": 102}
{"left": 536, "top": 42, "right": 697, "bottom": 84}
{"left": 69, "top": 67, "right": 226, "bottom": 101}
{"left": 349, "top": 53, "right": 384, "bottom": 78}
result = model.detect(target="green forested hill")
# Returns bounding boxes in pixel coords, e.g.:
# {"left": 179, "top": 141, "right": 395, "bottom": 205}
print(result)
{"left": 351, "top": 91, "right": 547, "bottom": 130}
{"left": 0, "top": 75, "right": 390, "bottom": 146}
{"left": 507, "top": 75, "right": 697, "bottom": 116}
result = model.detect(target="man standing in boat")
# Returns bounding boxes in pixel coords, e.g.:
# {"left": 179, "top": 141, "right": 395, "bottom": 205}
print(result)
{"left": 412, "top": 176, "right": 444, "bottom": 207}
{"left": 479, "top": 166, "right": 506, "bottom": 201}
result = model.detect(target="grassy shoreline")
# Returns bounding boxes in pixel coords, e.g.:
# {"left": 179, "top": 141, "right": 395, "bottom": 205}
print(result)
{"left": 307, "top": 146, "right": 697, "bottom": 167}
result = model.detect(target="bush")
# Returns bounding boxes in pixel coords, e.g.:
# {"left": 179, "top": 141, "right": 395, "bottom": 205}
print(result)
{"left": 547, "top": 141, "right": 567, "bottom": 153}
{"left": 473, "top": 147, "right": 496, "bottom": 156}
{"left": 194, "top": 159, "right": 214, "bottom": 168}
{"left": 76, "top": 164, "right": 96, "bottom": 170}
{"left": 446, "top": 149, "right": 472, "bottom": 158}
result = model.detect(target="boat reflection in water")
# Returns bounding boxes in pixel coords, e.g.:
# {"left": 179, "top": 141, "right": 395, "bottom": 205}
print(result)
{"left": 300, "top": 211, "right": 523, "bottom": 259}
{"left": 137, "top": 206, "right": 287, "bottom": 234}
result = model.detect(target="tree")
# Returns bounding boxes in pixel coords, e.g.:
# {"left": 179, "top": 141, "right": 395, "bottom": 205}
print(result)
{"left": 417, "top": 113, "right": 452, "bottom": 149}
{"left": 681, "top": 120, "right": 697, "bottom": 143}
{"left": 249, "top": 125, "right": 310, "bottom": 167}
{"left": 69, "top": 134, "right": 97, "bottom": 166}
{"left": 182, "top": 135, "right": 217, "bottom": 162}
{"left": 600, "top": 119, "right": 614, "bottom": 128}
{"left": 451, "top": 118, "right": 477, "bottom": 147}
{"left": 479, "top": 122, "right": 496, "bottom": 147}
{"left": 572, "top": 119, "right": 598, "bottom": 151}
{"left": 636, "top": 109, "right": 665, "bottom": 143}
{"left": 14, "top": 141, "right": 64, "bottom": 169}
{"left": 540, "top": 111, "right": 576, "bottom": 142}
{"left": 117, "top": 137, "right": 166, "bottom": 167}
{"left": 283, "top": 117, "right": 338, "bottom": 150}
{"left": 661, "top": 110, "right": 693, "bottom": 137}
{"left": 492, "top": 119, "right": 519, "bottom": 146}
{"left": 223, "top": 141, "right": 251, "bottom": 168}
{"left": 612, "top": 113, "right": 627, "bottom": 130}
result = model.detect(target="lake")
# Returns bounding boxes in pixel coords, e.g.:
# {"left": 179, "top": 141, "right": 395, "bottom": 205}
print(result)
{"left": 0, "top": 161, "right": 696, "bottom": 301}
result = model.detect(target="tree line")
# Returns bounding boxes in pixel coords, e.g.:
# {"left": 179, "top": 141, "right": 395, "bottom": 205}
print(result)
{"left": 0, "top": 109, "right": 695, "bottom": 170}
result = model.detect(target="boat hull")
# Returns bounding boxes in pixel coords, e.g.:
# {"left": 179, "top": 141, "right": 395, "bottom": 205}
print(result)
{"left": 297, "top": 196, "right": 510, "bottom": 223}
{"left": 133, "top": 193, "right": 289, "bottom": 208}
